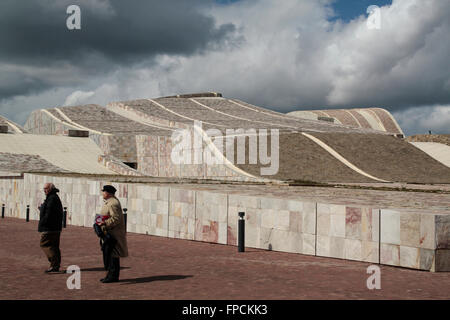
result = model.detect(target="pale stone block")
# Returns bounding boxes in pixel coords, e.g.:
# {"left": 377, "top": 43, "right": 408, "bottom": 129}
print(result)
{"left": 142, "top": 199, "right": 150, "bottom": 214}
{"left": 181, "top": 202, "right": 194, "bottom": 219}
{"left": 345, "top": 239, "right": 362, "bottom": 261}
{"left": 149, "top": 213, "right": 156, "bottom": 227}
{"left": 259, "top": 227, "right": 273, "bottom": 250}
{"left": 361, "top": 208, "right": 373, "bottom": 241}
{"left": 330, "top": 213, "right": 346, "bottom": 238}
{"left": 158, "top": 187, "right": 169, "bottom": 201}
{"left": 420, "top": 214, "right": 435, "bottom": 249}
{"left": 136, "top": 211, "right": 143, "bottom": 226}
{"left": 362, "top": 241, "right": 379, "bottom": 263}
{"left": 330, "top": 204, "right": 346, "bottom": 216}
{"left": 419, "top": 248, "right": 435, "bottom": 271}
{"left": 345, "top": 207, "right": 362, "bottom": 240}
{"left": 380, "top": 243, "right": 400, "bottom": 266}
{"left": 287, "top": 200, "right": 303, "bottom": 212}
{"left": 317, "top": 210, "right": 330, "bottom": 236}
{"left": 400, "top": 212, "right": 420, "bottom": 247}
{"left": 156, "top": 200, "right": 168, "bottom": 215}
{"left": 400, "top": 246, "right": 420, "bottom": 269}
{"left": 245, "top": 208, "right": 260, "bottom": 227}
{"left": 261, "top": 209, "right": 275, "bottom": 229}
{"left": 282, "top": 231, "right": 302, "bottom": 254}
{"left": 135, "top": 198, "right": 144, "bottom": 212}
{"left": 168, "top": 216, "right": 175, "bottom": 230}
{"left": 276, "top": 210, "right": 290, "bottom": 231}
{"left": 208, "top": 204, "right": 219, "bottom": 221}
{"left": 229, "top": 195, "right": 259, "bottom": 209}
{"left": 302, "top": 233, "right": 316, "bottom": 255}
{"left": 289, "top": 211, "right": 302, "bottom": 233}
{"left": 245, "top": 225, "right": 261, "bottom": 249}
{"left": 218, "top": 222, "right": 227, "bottom": 244}
{"left": 371, "top": 209, "right": 380, "bottom": 242}
{"left": 187, "top": 218, "right": 195, "bottom": 238}
{"left": 260, "top": 197, "right": 288, "bottom": 210}
{"left": 227, "top": 224, "right": 237, "bottom": 246}
{"left": 317, "top": 235, "right": 330, "bottom": 257}
{"left": 171, "top": 202, "right": 182, "bottom": 217}
{"left": 303, "top": 205, "right": 316, "bottom": 235}
{"left": 317, "top": 203, "right": 330, "bottom": 215}
{"left": 330, "top": 236, "right": 345, "bottom": 259}
{"left": 381, "top": 209, "right": 400, "bottom": 245}
{"left": 260, "top": 228, "right": 302, "bottom": 254}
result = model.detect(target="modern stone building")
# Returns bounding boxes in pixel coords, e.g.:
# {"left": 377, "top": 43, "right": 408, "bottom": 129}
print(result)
{"left": 1, "top": 92, "right": 449, "bottom": 271}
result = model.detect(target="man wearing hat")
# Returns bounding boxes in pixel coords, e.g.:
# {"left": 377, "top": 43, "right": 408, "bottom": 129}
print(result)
{"left": 96, "top": 185, "right": 128, "bottom": 283}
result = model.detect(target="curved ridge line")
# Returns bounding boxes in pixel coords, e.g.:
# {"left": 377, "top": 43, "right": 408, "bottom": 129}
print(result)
{"left": 301, "top": 132, "right": 390, "bottom": 183}
{"left": 148, "top": 99, "right": 264, "bottom": 180}
{"left": 108, "top": 103, "right": 176, "bottom": 131}
{"left": 364, "top": 109, "right": 387, "bottom": 132}
{"left": 229, "top": 99, "right": 308, "bottom": 122}
{"left": 4, "top": 120, "right": 23, "bottom": 133}
{"left": 191, "top": 98, "right": 298, "bottom": 130}
{"left": 192, "top": 124, "right": 264, "bottom": 181}
{"left": 54, "top": 107, "right": 110, "bottom": 135}
{"left": 374, "top": 108, "right": 404, "bottom": 135}
{"left": 355, "top": 109, "right": 385, "bottom": 132}
{"left": 343, "top": 110, "right": 362, "bottom": 127}
{"left": 147, "top": 99, "right": 229, "bottom": 128}
{"left": 41, "top": 109, "right": 86, "bottom": 131}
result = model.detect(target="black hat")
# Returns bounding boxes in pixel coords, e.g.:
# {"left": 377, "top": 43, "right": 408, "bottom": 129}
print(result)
{"left": 102, "top": 185, "right": 117, "bottom": 194}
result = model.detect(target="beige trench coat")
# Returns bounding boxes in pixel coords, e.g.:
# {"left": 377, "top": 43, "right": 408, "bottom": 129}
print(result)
{"left": 100, "top": 196, "right": 128, "bottom": 258}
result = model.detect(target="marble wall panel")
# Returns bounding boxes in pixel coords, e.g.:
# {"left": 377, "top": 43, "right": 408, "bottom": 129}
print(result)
{"left": 435, "top": 215, "right": 450, "bottom": 249}
{"left": 381, "top": 209, "right": 400, "bottom": 245}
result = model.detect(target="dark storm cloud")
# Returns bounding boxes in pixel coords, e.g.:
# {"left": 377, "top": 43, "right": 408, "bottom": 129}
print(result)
{"left": 0, "top": 0, "right": 235, "bottom": 99}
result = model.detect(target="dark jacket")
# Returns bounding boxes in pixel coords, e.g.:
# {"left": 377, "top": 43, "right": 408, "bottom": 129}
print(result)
{"left": 38, "top": 189, "right": 63, "bottom": 232}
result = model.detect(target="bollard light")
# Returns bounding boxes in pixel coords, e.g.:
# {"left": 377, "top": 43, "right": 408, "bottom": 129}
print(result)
{"left": 26, "top": 205, "right": 30, "bottom": 222}
{"left": 63, "top": 207, "right": 67, "bottom": 228}
{"left": 238, "top": 211, "right": 245, "bottom": 252}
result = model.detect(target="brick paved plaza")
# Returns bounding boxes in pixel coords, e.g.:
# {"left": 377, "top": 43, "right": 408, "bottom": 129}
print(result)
{"left": 0, "top": 218, "right": 449, "bottom": 300}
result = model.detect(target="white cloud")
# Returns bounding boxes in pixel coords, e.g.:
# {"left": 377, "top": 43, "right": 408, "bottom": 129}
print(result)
{"left": 81, "top": 0, "right": 448, "bottom": 112}
{"left": 63, "top": 90, "right": 95, "bottom": 106}
{"left": 394, "top": 105, "right": 450, "bottom": 136}
{"left": 1, "top": 0, "right": 449, "bottom": 135}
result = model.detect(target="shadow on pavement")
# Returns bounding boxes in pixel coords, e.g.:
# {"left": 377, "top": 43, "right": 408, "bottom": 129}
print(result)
{"left": 81, "top": 266, "right": 131, "bottom": 272}
{"left": 119, "top": 275, "right": 193, "bottom": 285}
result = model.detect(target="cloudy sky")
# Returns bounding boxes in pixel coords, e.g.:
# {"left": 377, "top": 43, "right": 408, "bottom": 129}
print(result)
{"left": 0, "top": 0, "right": 449, "bottom": 136}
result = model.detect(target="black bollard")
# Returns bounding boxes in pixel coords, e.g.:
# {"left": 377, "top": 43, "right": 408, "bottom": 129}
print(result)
{"left": 1, "top": 204, "right": 4, "bottom": 219}
{"left": 238, "top": 211, "right": 245, "bottom": 252}
{"left": 26, "top": 205, "right": 30, "bottom": 222}
{"left": 63, "top": 207, "right": 67, "bottom": 228}
{"left": 123, "top": 208, "right": 128, "bottom": 229}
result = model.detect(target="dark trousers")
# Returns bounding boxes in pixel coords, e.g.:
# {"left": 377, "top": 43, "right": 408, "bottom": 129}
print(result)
{"left": 40, "top": 232, "right": 61, "bottom": 269}
{"left": 101, "top": 239, "right": 120, "bottom": 280}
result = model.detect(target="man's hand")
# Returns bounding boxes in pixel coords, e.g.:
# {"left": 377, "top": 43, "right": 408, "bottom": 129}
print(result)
{"left": 97, "top": 221, "right": 106, "bottom": 226}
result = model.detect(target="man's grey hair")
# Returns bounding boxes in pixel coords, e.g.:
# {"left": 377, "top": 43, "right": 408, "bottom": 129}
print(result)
{"left": 44, "top": 183, "right": 55, "bottom": 190}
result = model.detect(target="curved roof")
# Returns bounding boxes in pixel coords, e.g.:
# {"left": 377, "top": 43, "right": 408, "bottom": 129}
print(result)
{"left": 0, "top": 115, "right": 26, "bottom": 134}
{"left": 287, "top": 108, "right": 404, "bottom": 136}
{"left": 0, "top": 134, "right": 115, "bottom": 174}
{"left": 19, "top": 93, "right": 450, "bottom": 184}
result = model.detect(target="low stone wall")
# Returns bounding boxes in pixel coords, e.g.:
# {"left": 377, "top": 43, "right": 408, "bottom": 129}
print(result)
{"left": 0, "top": 173, "right": 448, "bottom": 272}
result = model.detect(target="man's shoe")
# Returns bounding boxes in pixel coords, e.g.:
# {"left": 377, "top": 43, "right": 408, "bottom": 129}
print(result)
{"left": 45, "top": 267, "right": 60, "bottom": 273}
